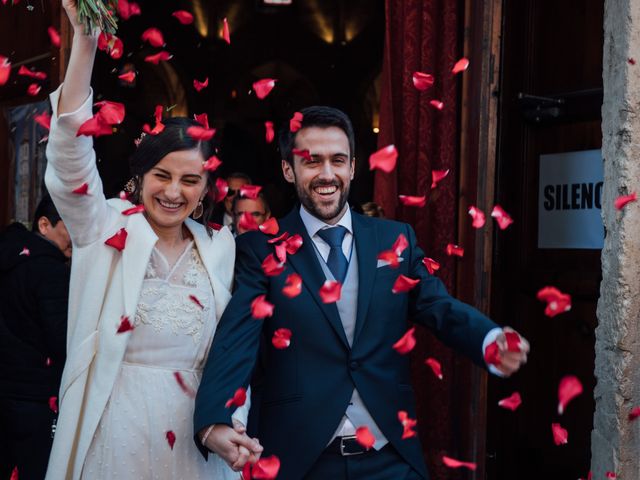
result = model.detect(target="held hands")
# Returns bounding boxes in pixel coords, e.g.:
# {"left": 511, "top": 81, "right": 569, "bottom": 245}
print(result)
{"left": 201, "top": 421, "right": 263, "bottom": 472}
{"left": 493, "top": 327, "right": 530, "bottom": 377}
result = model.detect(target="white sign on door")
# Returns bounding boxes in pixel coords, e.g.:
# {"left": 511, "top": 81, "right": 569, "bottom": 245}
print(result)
{"left": 538, "top": 149, "right": 604, "bottom": 249}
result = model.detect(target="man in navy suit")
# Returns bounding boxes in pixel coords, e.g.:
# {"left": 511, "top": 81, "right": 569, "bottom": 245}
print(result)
{"left": 194, "top": 107, "right": 529, "bottom": 479}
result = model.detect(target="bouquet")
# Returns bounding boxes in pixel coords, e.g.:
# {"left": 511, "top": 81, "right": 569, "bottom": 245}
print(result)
{"left": 75, "top": 0, "right": 119, "bottom": 35}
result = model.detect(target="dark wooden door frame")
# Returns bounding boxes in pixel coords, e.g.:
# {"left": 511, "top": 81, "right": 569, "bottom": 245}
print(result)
{"left": 456, "top": 0, "right": 503, "bottom": 477}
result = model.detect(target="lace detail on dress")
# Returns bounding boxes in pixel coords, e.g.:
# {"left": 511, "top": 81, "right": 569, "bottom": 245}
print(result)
{"left": 133, "top": 242, "right": 211, "bottom": 344}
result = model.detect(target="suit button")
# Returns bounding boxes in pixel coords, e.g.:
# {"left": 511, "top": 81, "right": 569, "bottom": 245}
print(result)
{"left": 350, "top": 361, "right": 360, "bottom": 370}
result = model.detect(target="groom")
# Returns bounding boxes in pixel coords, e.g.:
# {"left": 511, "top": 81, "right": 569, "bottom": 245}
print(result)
{"left": 194, "top": 106, "right": 529, "bottom": 479}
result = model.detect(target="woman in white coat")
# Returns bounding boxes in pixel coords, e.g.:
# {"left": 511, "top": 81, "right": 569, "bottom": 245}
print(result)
{"left": 45, "top": 2, "right": 262, "bottom": 479}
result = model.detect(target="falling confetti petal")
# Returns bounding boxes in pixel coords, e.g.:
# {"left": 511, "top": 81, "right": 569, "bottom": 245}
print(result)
{"left": 412, "top": 71, "right": 435, "bottom": 91}
{"left": 442, "top": 456, "right": 477, "bottom": 470}
{"left": 629, "top": 406, "right": 640, "bottom": 421}
{"left": 48, "top": 396, "right": 58, "bottom": 413}
{"left": 429, "top": 100, "right": 444, "bottom": 110}
{"left": 431, "top": 169, "right": 450, "bottom": 189}
{"left": 145, "top": 51, "right": 172, "bottom": 65}
{"left": 253, "top": 78, "right": 277, "bottom": 99}
{"left": 0, "top": 56, "right": 11, "bottom": 86}
{"left": 259, "top": 217, "right": 279, "bottom": 235}
{"left": 536, "top": 286, "right": 572, "bottom": 317}
{"left": 186, "top": 126, "right": 216, "bottom": 141}
{"left": 557, "top": 375, "right": 583, "bottom": 415}
{"left": 239, "top": 212, "right": 260, "bottom": 232}
{"left": 189, "top": 294, "right": 204, "bottom": 309}
{"left": 292, "top": 148, "right": 312, "bottom": 161}
{"left": 240, "top": 184, "right": 262, "bottom": 199}
{"left": 34, "top": 111, "right": 51, "bottom": 130}
{"left": 225, "top": 387, "right": 247, "bottom": 408}
{"left": 392, "top": 234, "right": 409, "bottom": 256}
{"left": 498, "top": 392, "right": 522, "bottom": 411}
{"left": 173, "top": 371, "right": 196, "bottom": 397}
{"left": 222, "top": 17, "right": 231, "bottom": 44}
{"left": 116, "top": 315, "right": 134, "bottom": 333}
{"left": 265, "top": 121, "right": 275, "bottom": 143}
{"left": 422, "top": 257, "right": 440, "bottom": 275}
{"left": 261, "top": 253, "right": 285, "bottom": 277}
{"left": 452, "top": 57, "right": 470, "bottom": 74}
{"left": 105, "top": 228, "right": 128, "bottom": 251}
{"left": 166, "top": 430, "right": 176, "bottom": 450}
{"left": 355, "top": 426, "right": 375, "bottom": 450}
{"left": 491, "top": 205, "right": 514, "bottom": 230}
{"left": 193, "top": 77, "right": 209, "bottom": 92}
{"left": 213, "top": 178, "right": 228, "bottom": 203}
{"left": 398, "top": 410, "right": 418, "bottom": 439}
{"left": 369, "top": 144, "right": 398, "bottom": 173}
{"left": 251, "top": 295, "right": 274, "bottom": 319}
{"left": 19, "top": 247, "right": 30, "bottom": 256}
{"left": 251, "top": 455, "right": 281, "bottom": 479}
{"left": 141, "top": 28, "right": 165, "bottom": 47}
{"left": 290, "top": 111, "right": 303, "bottom": 132}
{"left": 47, "top": 26, "right": 61, "bottom": 47}
{"left": 399, "top": 195, "right": 426, "bottom": 207}
{"left": 18, "top": 65, "right": 47, "bottom": 80}
{"left": 393, "top": 327, "right": 416, "bottom": 354}
{"left": 319, "top": 280, "right": 342, "bottom": 303}
{"left": 118, "top": 71, "right": 136, "bottom": 83}
{"left": 425, "top": 357, "right": 443, "bottom": 379}
{"left": 484, "top": 341, "right": 501, "bottom": 367}
{"left": 172, "top": 10, "right": 194, "bottom": 25}
{"left": 614, "top": 192, "right": 637, "bottom": 210}
{"left": 72, "top": 183, "right": 89, "bottom": 195}
{"left": 272, "top": 328, "right": 292, "bottom": 349}
{"left": 392, "top": 275, "right": 420, "bottom": 294}
{"left": 446, "top": 244, "right": 464, "bottom": 257}
{"left": 282, "top": 273, "right": 302, "bottom": 298}
{"left": 468, "top": 205, "right": 486, "bottom": 228}
{"left": 203, "top": 155, "right": 222, "bottom": 172}
{"left": 26, "top": 83, "right": 41, "bottom": 96}
{"left": 551, "top": 423, "right": 568, "bottom": 445}
{"left": 284, "top": 234, "right": 303, "bottom": 255}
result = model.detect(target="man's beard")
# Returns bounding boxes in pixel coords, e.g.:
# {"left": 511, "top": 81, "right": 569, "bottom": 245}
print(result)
{"left": 295, "top": 179, "right": 350, "bottom": 223}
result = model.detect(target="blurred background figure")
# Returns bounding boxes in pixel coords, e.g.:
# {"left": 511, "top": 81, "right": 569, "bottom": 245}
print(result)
{"left": 0, "top": 194, "right": 71, "bottom": 480}
{"left": 212, "top": 172, "right": 253, "bottom": 230}
{"left": 361, "top": 201, "right": 385, "bottom": 218}
{"left": 233, "top": 192, "right": 271, "bottom": 236}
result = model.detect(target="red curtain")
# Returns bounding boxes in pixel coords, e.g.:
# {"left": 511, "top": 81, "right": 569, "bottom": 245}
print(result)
{"left": 375, "top": 1, "right": 464, "bottom": 478}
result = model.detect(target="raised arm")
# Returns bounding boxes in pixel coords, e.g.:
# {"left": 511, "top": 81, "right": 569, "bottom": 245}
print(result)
{"left": 44, "top": 1, "right": 116, "bottom": 247}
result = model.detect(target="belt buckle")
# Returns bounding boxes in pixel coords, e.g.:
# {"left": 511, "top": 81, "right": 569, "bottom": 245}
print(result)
{"left": 339, "top": 435, "right": 363, "bottom": 456}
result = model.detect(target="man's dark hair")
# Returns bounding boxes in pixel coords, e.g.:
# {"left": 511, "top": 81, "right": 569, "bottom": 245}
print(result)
{"left": 32, "top": 194, "right": 62, "bottom": 232}
{"left": 278, "top": 106, "right": 355, "bottom": 165}
{"left": 232, "top": 191, "right": 271, "bottom": 217}
{"left": 226, "top": 172, "right": 253, "bottom": 184}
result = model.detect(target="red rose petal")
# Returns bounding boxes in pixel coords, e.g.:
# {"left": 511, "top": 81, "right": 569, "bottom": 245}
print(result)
{"left": 48, "top": 396, "right": 58, "bottom": 413}
{"left": 77, "top": 114, "right": 113, "bottom": 137}
{"left": 468, "top": 205, "right": 486, "bottom": 228}
{"left": 0, "top": 56, "right": 11, "bottom": 86}
{"left": 194, "top": 112, "right": 209, "bottom": 129}
{"left": 319, "top": 280, "right": 342, "bottom": 303}
{"left": 253, "top": 78, "right": 277, "bottom": 99}
{"left": 369, "top": 144, "right": 398, "bottom": 173}
{"left": 505, "top": 331, "right": 523, "bottom": 352}
{"left": 629, "top": 57, "right": 636, "bottom": 65}
{"left": 95, "top": 100, "right": 125, "bottom": 125}
{"left": 422, "top": 257, "right": 440, "bottom": 275}
{"left": 47, "top": 26, "right": 61, "bottom": 47}
{"left": 393, "top": 327, "right": 416, "bottom": 354}
{"left": 173, "top": 371, "right": 196, "bottom": 397}
{"left": 251, "top": 455, "right": 281, "bottom": 479}
{"left": 259, "top": 217, "right": 279, "bottom": 235}
{"left": 498, "top": 392, "right": 522, "bottom": 411}
{"left": 629, "top": 406, "right": 640, "bottom": 421}
{"left": 145, "top": 51, "right": 172, "bottom": 65}
{"left": 397, "top": 410, "right": 417, "bottom": 439}
{"left": 19, "top": 247, "right": 30, "bottom": 256}
{"left": 193, "top": 77, "right": 209, "bottom": 92}
{"left": 45, "top": 357, "right": 52, "bottom": 366}
{"left": 284, "top": 234, "right": 303, "bottom": 255}
{"left": 186, "top": 126, "right": 216, "bottom": 141}
{"left": 377, "top": 250, "right": 399, "bottom": 268}
{"left": 261, "top": 253, "right": 285, "bottom": 277}
{"left": 606, "top": 473, "right": 616, "bottom": 479}
{"left": 292, "top": 148, "right": 312, "bottom": 161}
{"left": 98, "top": 33, "right": 124, "bottom": 60}
{"left": 269, "top": 232, "right": 290, "bottom": 244}
{"left": 265, "top": 121, "right": 275, "bottom": 143}
{"left": 251, "top": 295, "right": 274, "bottom": 319}
{"left": 431, "top": 169, "right": 450, "bottom": 189}
{"left": 412, "top": 71, "right": 434, "bottom": 91}
{"left": 222, "top": 17, "right": 231, "bottom": 44}
{"left": 398, "top": 195, "right": 426, "bottom": 207}
{"left": 392, "top": 275, "right": 420, "bottom": 294}
{"left": 442, "top": 455, "right": 477, "bottom": 470}
{"left": 240, "top": 184, "right": 262, "bottom": 199}
{"left": 213, "top": 178, "right": 228, "bottom": 203}
{"left": 141, "top": 28, "right": 165, "bottom": 47}
{"left": 9, "top": 467, "right": 17, "bottom": 480}
{"left": 282, "top": 273, "right": 302, "bottom": 298}
{"left": 26, "top": 83, "right": 41, "bottom": 96}
{"left": 536, "top": 286, "right": 572, "bottom": 317}
{"left": 72, "top": 183, "right": 89, "bottom": 195}
{"left": 189, "top": 294, "right": 204, "bottom": 309}
{"left": 551, "top": 422, "right": 568, "bottom": 445}
{"left": 446, "top": 243, "right": 464, "bottom": 257}
{"left": 355, "top": 426, "right": 375, "bottom": 450}
{"left": 117, "top": 0, "right": 141, "bottom": 20}
{"left": 172, "top": 10, "right": 194, "bottom": 25}
{"left": 429, "top": 100, "right": 444, "bottom": 110}
{"left": 425, "top": 357, "right": 443, "bottom": 379}
{"left": 207, "top": 222, "right": 222, "bottom": 231}
{"left": 614, "top": 192, "right": 637, "bottom": 210}
{"left": 105, "top": 228, "right": 128, "bottom": 252}
{"left": 203, "top": 155, "right": 222, "bottom": 172}
{"left": 118, "top": 70, "right": 136, "bottom": 83}
{"left": 275, "top": 242, "right": 287, "bottom": 264}
{"left": 452, "top": 57, "right": 470, "bottom": 74}
{"left": 225, "top": 387, "right": 247, "bottom": 408}
{"left": 491, "top": 205, "right": 514, "bottom": 230}
{"left": 557, "top": 375, "right": 583, "bottom": 415}
{"left": 239, "top": 212, "right": 260, "bottom": 232}
{"left": 390, "top": 234, "right": 408, "bottom": 257}
{"left": 484, "top": 341, "right": 501, "bottom": 367}
{"left": 290, "top": 111, "right": 303, "bottom": 132}
{"left": 272, "top": 328, "right": 292, "bottom": 349}
{"left": 18, "top": 65, "right": 47, "bottom": 80}
{"left": 166, "top": 430, "right": 176, "bottom": 450}
{"left": 116, "top": 315, "right": 134, "bottom": 333}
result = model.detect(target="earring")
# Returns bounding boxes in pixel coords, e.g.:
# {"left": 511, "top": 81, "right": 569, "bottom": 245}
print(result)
{"left": 192, "top": 200, "right": 204, "bottom": 219}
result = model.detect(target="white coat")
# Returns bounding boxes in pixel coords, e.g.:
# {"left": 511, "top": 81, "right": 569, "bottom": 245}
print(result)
{"left": 43, "top": 86, "right": 247, "bottom": 480}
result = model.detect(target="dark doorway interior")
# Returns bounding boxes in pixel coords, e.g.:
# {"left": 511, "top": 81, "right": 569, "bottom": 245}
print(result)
{"left": 89, "top": 0, "right": 384, "bottom": 217}
{"left": 487, "top": 0, "right": 603, "bottom": 478}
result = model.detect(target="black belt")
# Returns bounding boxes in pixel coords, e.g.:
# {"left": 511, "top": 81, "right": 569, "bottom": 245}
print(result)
{"left": 325, "top": 435, "right": 370, "bottom": 456}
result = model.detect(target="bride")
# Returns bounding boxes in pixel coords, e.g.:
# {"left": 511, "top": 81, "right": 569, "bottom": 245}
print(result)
{"left": 44, "top": 2, "right": 262, "bottom": 478}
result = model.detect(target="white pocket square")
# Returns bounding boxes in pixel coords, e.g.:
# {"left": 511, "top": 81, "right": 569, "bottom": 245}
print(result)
{"left": 376, "top": 257, "right": 405, "bottom": 268}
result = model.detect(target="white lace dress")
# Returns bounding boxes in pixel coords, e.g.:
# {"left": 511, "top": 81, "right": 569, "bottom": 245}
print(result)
{"left": 82, "top": 242, "right": 238, "bottom": 479}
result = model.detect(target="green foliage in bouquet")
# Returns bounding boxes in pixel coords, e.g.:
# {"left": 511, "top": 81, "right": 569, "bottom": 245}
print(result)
{"left": 76, "top": 0, "right": 119, "bottom": 35}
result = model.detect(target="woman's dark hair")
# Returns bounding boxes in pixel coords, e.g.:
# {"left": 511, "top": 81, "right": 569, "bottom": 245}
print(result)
{"left": 32, "top": 193, "right": 62, "bottom": 232}
{"left": 278, "top": 106, "right": 356, "bottom": 165}
{"left": 129, "top": 117, "right": 218, "bottom": 236}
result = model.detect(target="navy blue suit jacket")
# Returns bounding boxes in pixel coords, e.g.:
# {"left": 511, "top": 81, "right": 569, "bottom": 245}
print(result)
{"left": 194, "top": 209, "right": 497, "bottom": 479}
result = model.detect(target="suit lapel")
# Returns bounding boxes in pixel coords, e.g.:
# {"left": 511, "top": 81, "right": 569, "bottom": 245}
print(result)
{"left": 279, "top": 209, "right": 350, "bottom": 349}
{"left": 351, "top": 213, "right": 377, "bottom": 344}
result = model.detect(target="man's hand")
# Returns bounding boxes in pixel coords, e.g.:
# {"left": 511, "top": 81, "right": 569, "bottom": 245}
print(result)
{"left": 201, "top": 423, "right": 263, "bottom": 472}
{"left": 494, "top": 327, "right": 530, "bottom": 376}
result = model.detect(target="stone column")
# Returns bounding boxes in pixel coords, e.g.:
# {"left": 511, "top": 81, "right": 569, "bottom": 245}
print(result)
{"left": 593, "top": 0, "right": 640, "bottom": 477}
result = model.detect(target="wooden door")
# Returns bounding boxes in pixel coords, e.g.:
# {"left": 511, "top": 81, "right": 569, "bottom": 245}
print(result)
{"left": 486, "top": 0, "right": 603, "bottom": 478}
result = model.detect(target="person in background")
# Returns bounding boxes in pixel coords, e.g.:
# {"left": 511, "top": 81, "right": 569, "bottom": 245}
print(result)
{"left": 212, "top": 172, "right": 253, "bottom": 230}
{"left": 361, "top": 201, "right": 385, "bottom": 218}
{"left": 232, "top": 192, "right": 271, "bottom": 236}
{"left": 0, "top": 194, "right": 71, "bottom": 480}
